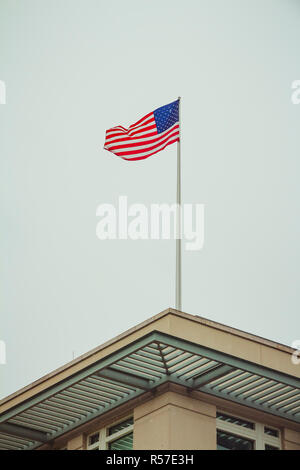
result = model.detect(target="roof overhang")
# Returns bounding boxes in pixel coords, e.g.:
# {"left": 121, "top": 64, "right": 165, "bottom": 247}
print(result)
{"left": 0, "top": 330, "right": 299, "bottom": 449}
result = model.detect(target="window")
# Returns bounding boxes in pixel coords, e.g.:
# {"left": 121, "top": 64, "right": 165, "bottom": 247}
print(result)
{"left": 217, "top": 412, "right": 254, "bottom": 429}
{"left": 89, "top": 432, "right": 99, "bottom": 445}
{"left": 264, "top": 426, "right": 279, "bottom": 438}
{"left": 87, "top": 417, "right": 133, "bottom": 450}
{"left": 217, "top": 412, "right": 281, "bottom": 450}
{"left": 265, "top": 444, "right": 279, "bottom": 450}
{"left": 217, "top": 430, "right": 254, "bottom": 450}
{"left": 109, "top": 433, "right": 133, "bottom": 450}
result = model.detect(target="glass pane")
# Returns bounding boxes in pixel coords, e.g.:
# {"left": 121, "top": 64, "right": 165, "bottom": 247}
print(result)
{"left": 265, "top": 444, "right": 279, "bottom": 450}
{"left": 217, "top": 430, "right": 254, "bottom": 450}
{"left": 217, "top": 412, "right": 254, "bottom": 430}
{"left": 264, "top": 427, "right": 279, "bottom": 438}
{"left": 109, "top": 432, "right": 133, "bottom": 450}
{"left": 89, "top": 433, "right": 99, "bottom": 445}
{"left": 109, "top": 417, "right": 133, "bottom": 436}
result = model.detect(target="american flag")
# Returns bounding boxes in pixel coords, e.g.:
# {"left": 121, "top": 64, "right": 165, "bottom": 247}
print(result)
{"left": 104, "top": 99, "right": 180, "bottom": 161}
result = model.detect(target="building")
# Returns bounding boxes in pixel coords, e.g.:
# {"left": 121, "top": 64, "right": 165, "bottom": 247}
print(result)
{"left": 0, "top": 308, "right": 299, "bottom": 450}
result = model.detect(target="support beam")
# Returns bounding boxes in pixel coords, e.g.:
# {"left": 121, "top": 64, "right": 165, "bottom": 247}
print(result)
{"left": 192, "top": 365, "right": 234, "bottom": 389}
{"left": 97, "top": 368, "right": 151, "bottom": 391}
{"left": 0, "top": 423, "right": 48, "bottom": 443}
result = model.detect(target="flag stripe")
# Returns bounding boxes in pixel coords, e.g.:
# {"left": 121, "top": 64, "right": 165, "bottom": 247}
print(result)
{"left": 110, "top": 130, "right": 179, "bottom": 157}
{"left": 105, "top": 131, "right": 158, "bottom": 144}
{"left": 105, "top": 128, "right": 127, "bottom": 137}
{"left": 129, "top": 115, "right": 155, "bottom": 131}
{"left": 105, "top": 118, "right": 156, "bottom": 138}
{"left": 128, "top": 123, "right": 157, "bottom": 137}
{"left": 106, "top": 124, "right": 179, "bottom": 151}
{"left": 121, "top": 137, "right": 179, "bottom": 161}
{"left": 128, "top": 118, "right": 156, "bottom": 133}
{"left": 105, "top": 123, "right": 178, "bottom": 146}
{"left": 128, "top": 111, "right": 152, "bottom": 129}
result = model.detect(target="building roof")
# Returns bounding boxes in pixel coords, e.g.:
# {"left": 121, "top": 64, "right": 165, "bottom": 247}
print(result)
{"left": 0, "top": 308, "right": 299, "bottom": 449}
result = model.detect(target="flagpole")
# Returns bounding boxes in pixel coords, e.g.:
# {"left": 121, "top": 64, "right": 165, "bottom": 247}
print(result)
{"left": 176, "top": 96, "right": 182, "bottom": 311}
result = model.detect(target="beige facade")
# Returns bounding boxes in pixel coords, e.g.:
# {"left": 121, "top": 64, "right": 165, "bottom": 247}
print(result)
{"left": 134, "top": 392, "right": 216, "bottom": 450}
{"left": 0, "top": 308, "right": 299, "bottom": 450}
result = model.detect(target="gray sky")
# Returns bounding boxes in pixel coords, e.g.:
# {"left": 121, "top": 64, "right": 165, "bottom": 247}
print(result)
{"left": 1, "top": 0, "right": 300, "bottom": 399}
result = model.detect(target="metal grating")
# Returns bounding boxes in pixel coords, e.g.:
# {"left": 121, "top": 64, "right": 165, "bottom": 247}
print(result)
{"left": 0, "top": 331, "right": 299, "bottom": 449}
{"left": 0, "top": 432, "right": 34, "bottom": 450}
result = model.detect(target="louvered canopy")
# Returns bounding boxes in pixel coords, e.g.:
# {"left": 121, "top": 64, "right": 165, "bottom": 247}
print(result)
{"left": 0, "top": 331, "right": 299, "bottom": 450}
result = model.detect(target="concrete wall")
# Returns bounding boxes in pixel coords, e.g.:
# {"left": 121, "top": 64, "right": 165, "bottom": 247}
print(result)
{"left": 133, "top": 391, "right": 216, "bottom": 450}
{"left": 67, "top": 434, "right": 86, "bottom": 450}
{"left": 282, "top": 429, "right": 300, "bottom": 450}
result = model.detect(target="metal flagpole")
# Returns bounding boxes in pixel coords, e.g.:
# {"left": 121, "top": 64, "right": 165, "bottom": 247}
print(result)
{"left": 176, "top": 96, "right": 182, "bottom": 311}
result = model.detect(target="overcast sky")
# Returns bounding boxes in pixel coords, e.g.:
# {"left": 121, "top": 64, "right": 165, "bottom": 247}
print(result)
{"left": 1, "top": 0, "right": 300, "bottom": 399}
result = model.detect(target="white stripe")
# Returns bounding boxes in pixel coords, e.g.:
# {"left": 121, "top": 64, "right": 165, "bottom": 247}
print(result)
{"left": 106, "top": 126, "right": 155, "bottom": 141}
{"left": 105, "top": 132, "right": 127, "bottom": 139}
{"left": 105, "top": 116, "right": 155, "bottom": 137}
{"left": 109, "top": 131, "right": 179, "bottom": 155}
{"left": 105, "top": 125, "right": 179, "bottom": 150}
{"left": 128, "top": 119, "right": 156, "bottom": 136}
{"left": 128, "top": 114, "right": 154, "bottom": 130}
{"left": 105, "top": 128, "right": 127, "bottom": 136}
{"left": 120, "top": 136, "right": 179, "bottom": 159}
{"left": 105, "top": 122, "right": 179, "bottom": 145}
{"left": 128, "top": 121, "right": 178, "bottom": 139}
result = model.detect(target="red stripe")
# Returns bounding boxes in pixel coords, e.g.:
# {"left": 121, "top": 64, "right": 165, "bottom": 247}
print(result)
{"left": 105, "top": 130, "right": 159, "bottom": 144}
{"left": 128, "top": 116, "right": 155, "bottom": 131}
{"left": 128, "top": 111, "right": 153, "bottom": 128}
{"left": 119, "top": 137, "right": 179, "bottom": 161}
{"left": 114, "top": 130, "right": 179, "bottom": 156}
{"left": 128, "top": 123, "right": 157, "bottom": 137}
{"left": 105, "top": 131, "right": 129, "bottom": 139}
{"left": 106, "top": 126, "right": 128, "bottom": 133}
{"left": 105, "top": 119, "right": 156, "bottom": 140}
{"left": 107, "top": 125, "right": 179, "bottom": 151}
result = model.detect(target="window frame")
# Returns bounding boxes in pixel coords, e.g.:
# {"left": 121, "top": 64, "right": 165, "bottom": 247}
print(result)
{"left": 216, "top": 410, "right": 281, "bottom": 450}
{"left": 87, "top": 416, "right": 134, "bottom": 450}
